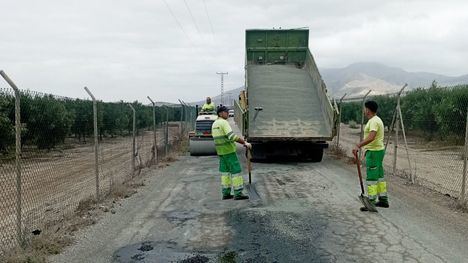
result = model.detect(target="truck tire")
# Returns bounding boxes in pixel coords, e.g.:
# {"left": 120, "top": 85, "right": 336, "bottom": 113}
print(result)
{"left": 251, "top": 143, "right": 267, "bottom": 161}
{"left": 311, "top": 149, "right": 323, "bottom": 162}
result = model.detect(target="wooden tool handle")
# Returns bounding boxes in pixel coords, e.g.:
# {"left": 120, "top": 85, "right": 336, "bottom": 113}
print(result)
{"left": 246, "top": 148, "right": 252, "bottom": 184}
{"left": 353, "top": 151, "right": 365, "bottom": 194}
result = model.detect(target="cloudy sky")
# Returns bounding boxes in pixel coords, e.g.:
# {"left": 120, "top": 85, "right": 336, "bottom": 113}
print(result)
{"left": 1, "top": 0, "right": 467, "bottom": 103}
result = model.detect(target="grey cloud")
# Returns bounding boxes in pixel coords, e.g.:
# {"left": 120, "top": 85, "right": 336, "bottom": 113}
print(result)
{"left": 1, "top": 0, "right": 467, "bottom": 102}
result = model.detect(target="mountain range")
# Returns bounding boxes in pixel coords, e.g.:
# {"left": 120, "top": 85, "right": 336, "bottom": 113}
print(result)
{"left": 321, "top": 62, "right": 468, "bottom": 97}
{"left": 190, "top": 88, "right": 243, "bottom": 107}
{"left": 190, "top": 62, "right": 468, "bottom": 104}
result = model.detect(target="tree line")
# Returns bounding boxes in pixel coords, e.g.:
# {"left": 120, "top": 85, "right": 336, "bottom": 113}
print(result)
{"left": 0, "top": 91, "right": 188, "bottom": 153}
{"left": 340, "top": 83, "right": 468, "bottom": 143}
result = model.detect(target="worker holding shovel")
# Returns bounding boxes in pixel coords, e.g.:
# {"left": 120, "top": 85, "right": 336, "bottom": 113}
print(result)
{"left": 212, "top": 106, "right": 251, "bottom": 200}
{"left": 353, "top": 101, "right": 389, "bottom": 211}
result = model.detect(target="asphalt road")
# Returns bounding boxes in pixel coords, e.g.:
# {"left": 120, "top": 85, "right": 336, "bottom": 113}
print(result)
{"left": 52, "top": 125, "right": 468, "bottom": 262}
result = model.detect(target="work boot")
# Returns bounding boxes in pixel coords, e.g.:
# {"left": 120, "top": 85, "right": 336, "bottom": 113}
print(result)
{"left": 375, "top": 201, "right": 389, "bottom": 208}
{"left": 222, "top": 188, "right": 232, "bottom": 198}
{"left": 222, "top": 194, "right": 233, "bottom": 200}
{"left": 234, "top": 194, "right": 249, "bottom": 200}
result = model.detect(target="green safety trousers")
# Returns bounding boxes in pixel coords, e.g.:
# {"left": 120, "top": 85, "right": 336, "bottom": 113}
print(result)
{"left": 365, "top": 150, "right": 389, "bottom": 204}
{"left": 218, "top": 152, "right": 244, "bottom": 197}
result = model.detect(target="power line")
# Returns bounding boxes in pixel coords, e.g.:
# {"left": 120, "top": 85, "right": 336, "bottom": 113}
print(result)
{"left": 202, "top": 0, "right": 215, "bottom": 41}
{"left": 183, "top": 0, "right": 201, "bottom": 35}
{"left": 161, "top": 0, "right": 192, "bottom": 42}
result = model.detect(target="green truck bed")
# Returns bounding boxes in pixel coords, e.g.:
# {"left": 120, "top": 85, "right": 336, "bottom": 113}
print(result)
{"left": 244, "top": 28, "right": 337, "bottom": 141}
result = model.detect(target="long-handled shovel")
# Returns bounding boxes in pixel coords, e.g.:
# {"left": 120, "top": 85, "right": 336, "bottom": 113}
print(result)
{"left": 246, "top": 148, "right": 252, "bottom": 184}
{"left": 353, "top": 151, "right": 378, "bottom": 212}
{"left": 245, "top": 147, "right": 261, "bottom": 201}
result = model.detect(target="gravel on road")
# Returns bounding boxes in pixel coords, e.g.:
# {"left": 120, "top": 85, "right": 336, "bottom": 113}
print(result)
{"left": 51, "top": 122, "right": 468, "bottom": 262}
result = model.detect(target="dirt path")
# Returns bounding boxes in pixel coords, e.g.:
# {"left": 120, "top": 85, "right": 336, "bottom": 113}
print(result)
{"left": 51, "top": 122, "right": 468, "bottom": 262}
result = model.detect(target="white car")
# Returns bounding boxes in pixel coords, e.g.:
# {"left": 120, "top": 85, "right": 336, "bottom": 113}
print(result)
{"left": 228, "top": 109, "right": 234, "bottom": 117}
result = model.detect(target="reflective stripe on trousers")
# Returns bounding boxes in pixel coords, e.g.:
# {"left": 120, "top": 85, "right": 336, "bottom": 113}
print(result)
{"left": 367, "top": 178, "right": 387, "bottom": 200}
{"left": 221, "top": 173, "right": 243, "bottom": 190}
{"left": 221, "top": 172, "right": 231, "bottom": 188}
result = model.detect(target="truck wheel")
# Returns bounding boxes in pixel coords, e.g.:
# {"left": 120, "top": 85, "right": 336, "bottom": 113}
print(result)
{"left": 251, "top": 143, "right": 267, "bottom": 161}
{"left": 311, "top": 149, "right": 324, "bottom": 162}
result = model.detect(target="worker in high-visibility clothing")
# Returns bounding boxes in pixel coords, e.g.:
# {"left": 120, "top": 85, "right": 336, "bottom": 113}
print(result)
{"left": 201, "top": 97, "right": 215, "bottom": 112}
{"left": 353, "top": 100, "right": 389, "bottom": 211}
{"left": 212, "top": 106, "right": 251, "bottom": 200}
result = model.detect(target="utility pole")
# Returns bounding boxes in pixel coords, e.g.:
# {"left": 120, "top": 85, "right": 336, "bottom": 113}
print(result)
{"left": 216, "top": 72, "right": 228, "bottom": 105}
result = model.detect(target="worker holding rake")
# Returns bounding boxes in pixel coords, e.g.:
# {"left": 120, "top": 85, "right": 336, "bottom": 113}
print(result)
{"left": 353, "top": 100, "right": 389, "bottom": 211}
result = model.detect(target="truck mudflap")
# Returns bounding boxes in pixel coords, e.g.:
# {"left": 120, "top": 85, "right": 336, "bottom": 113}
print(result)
{"left": 250, "top": 141, "right": 327, "bottom": 162}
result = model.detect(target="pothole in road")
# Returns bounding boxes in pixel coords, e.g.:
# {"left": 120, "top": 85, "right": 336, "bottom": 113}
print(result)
{"left": 113, "top": 241, "right": 233, "bottom": 262}
{"left": 178, "top": 254, "right": 210, "bottom": 263}
{"left": 166, "top": 210, "right": 201, "bottom": 223}
{"left": 138, "top": 241, "right": 154, "bottom": 252}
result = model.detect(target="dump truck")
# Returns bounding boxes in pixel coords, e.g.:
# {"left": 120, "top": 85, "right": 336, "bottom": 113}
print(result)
{"left": 234, "top": 28, "right": 339, "bottom": 161}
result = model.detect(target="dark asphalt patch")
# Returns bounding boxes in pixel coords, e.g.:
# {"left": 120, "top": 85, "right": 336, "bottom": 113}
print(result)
{"left": 113, "top": 241, "right": 217, "bottom": 262}
{"left": 178, "top": 254, "right": 210, "bottom": 263}
{"left": 223, "top": 207, "right": 335, "bottom": 262}
{"left": 165, "top": 210, "right": 201, "bottom": 225}
{"left": 130, "top": 253, "right": 145, "bottom": 261}
{"left": 138, "top": 242, "right": 154, "bottom": 252}
{"left": 113, "top": 241, "right": 245, "bottom": 262}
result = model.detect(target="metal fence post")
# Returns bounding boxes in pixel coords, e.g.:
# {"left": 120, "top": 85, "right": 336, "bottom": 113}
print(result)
{"left": 0, "top": 71, "right": 23, "bottom": 246}
{"left": 147, "top": 96, "right": 157, "bottom": 164}
{"left": 397, "top": 96, "right": 413, "bottom": 183}
{"left": 183, "top": 100, "right": 190, "bottom": 132}
{"left": 181, "top": 100, "right": 190, "bottom": 133}
{"left": 189, "top": 104, "right": 193, "bottom": 129}
{"left": 191, "top": 105, "right": 195, "bottom": 129}
{"left": 391, "top": 84, "right": 408, "bottom": 177}
{"left": 128, "top": 104, "right": 136, "bottom": 173}
{"left": 84, "top": 87, "right": 100, "bottom": 201}
{"left": 336, "top": 93, "right": 347, "bottom": 148}
{"left": 178, "top": 100, "right": 184, "bottom": 137}
{"left": 184, "top": 102, "right": 189, "bottom": 132}
{"left": 360, "top": 90, "right": 372, "bottom": 142}
{"left": 393, "top": 110, "right": 400, "bottom": 175}
{"left": 193, "top": 106, "right": 195, "bottom": 129}
{"left": 359, "top": 90, "right": 372, "bottom": 159}
{"left": 188, "top": 103, "right": 192, "bottom": 129}
{"left": 461, "top": 107, "right": 468, "bottom": 206}
{"left": 165, "top": 106, "right": 169, "bottom": 156}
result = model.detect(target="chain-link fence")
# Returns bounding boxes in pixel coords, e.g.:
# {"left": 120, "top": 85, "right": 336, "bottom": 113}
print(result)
{"left": 333, "top": 83, "right": 468, "bottom": 208}
{"left": 0, "top": 71, "right": 196, "bottom": 252}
